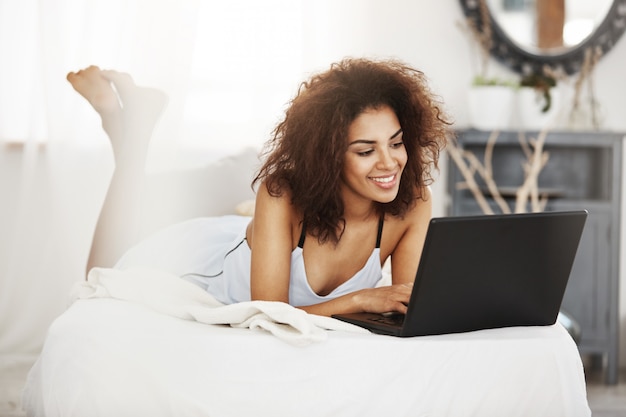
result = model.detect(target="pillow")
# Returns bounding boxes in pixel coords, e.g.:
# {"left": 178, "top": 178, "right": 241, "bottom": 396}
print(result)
{"left": 235, "top": 199, "right": 255, "bottom": 217}
{"left": 138, "top": 147, "right": 260, "bottom": 238}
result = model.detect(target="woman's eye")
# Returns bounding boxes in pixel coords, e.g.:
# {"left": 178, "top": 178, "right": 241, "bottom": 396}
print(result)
{"left": 391, "top": 141, "right": 404, "bottom": 149}
{"left": 357, "top": 150, "right": 374, "bottom": 156}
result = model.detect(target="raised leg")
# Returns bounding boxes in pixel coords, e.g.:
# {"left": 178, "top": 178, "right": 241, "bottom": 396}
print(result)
{"left": 67, "top": 66, "right": 168, "bottom": 274}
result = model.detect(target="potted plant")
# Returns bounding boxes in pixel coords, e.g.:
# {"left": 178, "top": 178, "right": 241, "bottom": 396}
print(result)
{"left": 467, "top": 75, "right": 517, "bottom": 131}
{"left": 517, "top": 73, "right": 560, "bottom": 129}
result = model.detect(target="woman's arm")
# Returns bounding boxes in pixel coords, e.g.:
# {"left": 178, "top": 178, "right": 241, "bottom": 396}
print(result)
{"left": 390, "top": 187, "right": 433, "bottom": 285}
{"left": 248, "top": 182, "right": 295, "bottom": 302}
{"left": 298, "top": 284, "right": 413, "bottom": 316}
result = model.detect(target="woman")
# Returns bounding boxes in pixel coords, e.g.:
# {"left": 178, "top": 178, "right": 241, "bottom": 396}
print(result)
{"left": 67, "top": 58, "right": 450, "bottom": 317}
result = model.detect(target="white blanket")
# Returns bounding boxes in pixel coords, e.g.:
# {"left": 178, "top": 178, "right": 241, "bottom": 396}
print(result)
{"left": 74, "top": 267, "right": 367, "bottom": 346}
{"left": 24, "top": 293, "right": 591, "bottom": 417}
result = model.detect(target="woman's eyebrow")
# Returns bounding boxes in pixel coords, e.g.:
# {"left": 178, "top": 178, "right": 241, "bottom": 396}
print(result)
{"left": 390, "top": 128, "right": 403, "bottom": 139}
{"left": 348, "top": 128, "right": 403, "bottom": 146}
{"left": 348, "top": 139, "right": 376, "bottom": 146}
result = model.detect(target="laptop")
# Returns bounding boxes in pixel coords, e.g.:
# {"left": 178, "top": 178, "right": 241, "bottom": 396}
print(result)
{"left": 332, "top": 210, "right": 587, "bottom": 337}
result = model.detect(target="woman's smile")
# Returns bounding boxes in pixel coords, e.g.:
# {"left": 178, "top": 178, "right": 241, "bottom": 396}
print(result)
{"left": 369, "top": 173, "right": 398, "bottom": 188}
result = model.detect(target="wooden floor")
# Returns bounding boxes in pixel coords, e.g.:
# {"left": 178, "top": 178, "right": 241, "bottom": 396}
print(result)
{"left": 585, "top": 365, "right": 626, "bottom": 417}
{"left": 2, "top": 355, "right": 625, "bottom": 416}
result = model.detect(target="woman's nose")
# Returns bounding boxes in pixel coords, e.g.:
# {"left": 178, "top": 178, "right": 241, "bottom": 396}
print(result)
{"left": 377, "top": 149, "right": 396, "bottom": 170}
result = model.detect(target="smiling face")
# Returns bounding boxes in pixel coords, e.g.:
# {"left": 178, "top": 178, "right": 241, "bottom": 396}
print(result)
{"left": 341, "top": 105, "right": 407, "bottom": 208}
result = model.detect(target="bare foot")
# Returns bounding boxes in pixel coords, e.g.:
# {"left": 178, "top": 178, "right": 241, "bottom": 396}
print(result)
{"left": 100, "top": 69, "right": 168, "bottom": 132}
{"left": 67, "top": 66, "right": 120, "bottom": 112}
{"left": 67, "top": 66, "right": 168, "bottom": 162}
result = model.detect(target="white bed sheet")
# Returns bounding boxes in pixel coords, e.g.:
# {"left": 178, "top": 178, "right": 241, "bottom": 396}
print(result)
{"left": 23, "top": 297, "right": 590, "bottom": 417}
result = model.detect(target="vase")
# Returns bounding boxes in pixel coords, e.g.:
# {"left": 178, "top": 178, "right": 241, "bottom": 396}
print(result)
{"left": 467, "top": 85, "right": 515, "bottom": 131}
{"left": 516, "top": 87, "right": 560, "bottom": 130}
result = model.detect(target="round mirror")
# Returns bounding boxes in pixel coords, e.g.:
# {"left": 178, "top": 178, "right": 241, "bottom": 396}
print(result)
{"left": 460, "top": 0, "right": 626, "bottom": 75}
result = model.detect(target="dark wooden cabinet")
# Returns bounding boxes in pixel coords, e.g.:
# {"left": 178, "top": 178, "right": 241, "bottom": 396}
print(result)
{"left": 447, "top": 129, "right": 623, "bottom": 384}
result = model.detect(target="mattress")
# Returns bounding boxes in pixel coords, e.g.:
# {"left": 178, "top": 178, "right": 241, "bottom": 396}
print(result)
{"left": 23, "top": 295, "right": 591, "bottom": 417}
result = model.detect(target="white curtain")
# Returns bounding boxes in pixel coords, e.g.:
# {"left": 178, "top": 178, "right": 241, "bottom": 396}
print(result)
{"left": 0, "top": 0, "right": 308, "bottom": 356}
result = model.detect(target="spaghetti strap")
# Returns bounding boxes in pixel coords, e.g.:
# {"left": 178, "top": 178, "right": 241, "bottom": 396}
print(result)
{"left": 297, "top": 221, "right": 307, "bottom": 248}
{"left": 375, "top": 216, "right": 384, "bottom": 248}
{"left": 299, "top": 217, "right": 384, "bottom": 248}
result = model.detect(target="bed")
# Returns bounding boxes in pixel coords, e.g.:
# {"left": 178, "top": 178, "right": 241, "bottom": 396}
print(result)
{"left": 22, "top": 271, "right": 591, "bottom": 417}
{"left": 21, "top": 149, "right": 591, "bottom": 417}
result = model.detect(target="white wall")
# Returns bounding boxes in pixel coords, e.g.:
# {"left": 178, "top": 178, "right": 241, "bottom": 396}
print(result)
{"left": 1, "top": 0, "right": 625, "bottom": 368}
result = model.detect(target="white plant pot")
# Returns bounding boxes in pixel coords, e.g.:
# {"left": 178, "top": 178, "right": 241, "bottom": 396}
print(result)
{"left": 467, "top": 86, "right": 515, "bottom": 131}
{"left": 516, "top": 87, "right": 560, "bottom": 130}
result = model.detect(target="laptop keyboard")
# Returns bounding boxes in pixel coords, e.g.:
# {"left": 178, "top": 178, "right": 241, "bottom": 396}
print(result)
{"left": 370, "top": 313, "right": 405, "bottom": 326}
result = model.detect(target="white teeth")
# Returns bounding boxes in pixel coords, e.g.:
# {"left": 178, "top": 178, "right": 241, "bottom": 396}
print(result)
{"left": 371, "top": 175, "right": 394, "bottom": 183}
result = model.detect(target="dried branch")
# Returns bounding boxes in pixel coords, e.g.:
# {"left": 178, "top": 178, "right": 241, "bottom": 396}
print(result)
{"left": 586, "top": 48, "right": 603, "bottom": 128}
{"left": 462, "top": 131, "right": 511, "bottom": 213}
{"left": 515, "top": 130, "right": 550, "bottom": 213}
{"left": 449, "top": 129, "right": 551, "bottom": 216}
{"left": 570, "top": 46, "right": 603, "bottom": 129}
{"left": 517, "top": 131, "right": 532, "bottom": 160}
{"left": 448, "top": 131, "right": 511, "bottom": 215}
{"left": 447, "top": 140, "right": 494, "bottom": 215}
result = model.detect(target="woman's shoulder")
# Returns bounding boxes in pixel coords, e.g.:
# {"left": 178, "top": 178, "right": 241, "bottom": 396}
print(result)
{"left": 250, "top": 181, "right": 302, "bottom": 242}
{"left": 381, "top": 187, "right": 432, "bottom": 253}
{"left": 387, "top": 186, "right": 432, "bottom": 225}
{"left": 255, "top": 180, "right": 298, "bottom": 214}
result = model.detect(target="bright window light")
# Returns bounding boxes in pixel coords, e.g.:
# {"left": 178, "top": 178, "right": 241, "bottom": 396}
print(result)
{"left": 181, "top": 0, "right": 304, "bottom": 151}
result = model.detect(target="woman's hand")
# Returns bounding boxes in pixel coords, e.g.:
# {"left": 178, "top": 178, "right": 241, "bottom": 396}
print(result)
{"left": 351, "top": 283, "right": 413, "bottom": 314}
{"left": 298, "top": 283, "right": 413, "bottom": 317}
